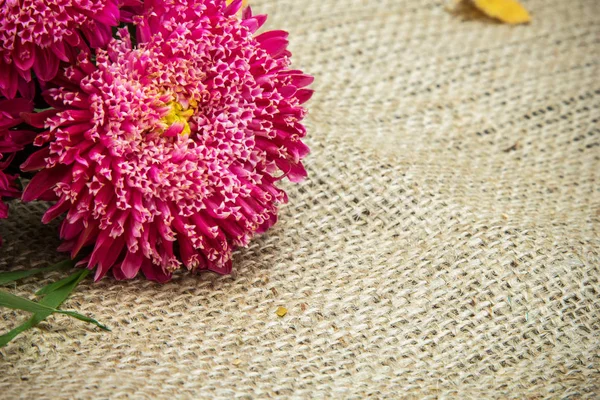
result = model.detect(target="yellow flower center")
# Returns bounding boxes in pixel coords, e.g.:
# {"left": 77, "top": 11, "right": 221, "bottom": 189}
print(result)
{"left": 161, "top": 101, "right": 195, "bottom": 136}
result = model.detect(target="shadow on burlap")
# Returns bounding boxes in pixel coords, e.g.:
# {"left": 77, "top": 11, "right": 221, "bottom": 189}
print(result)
{"left": 1, "top": 0, "right": 599, "bottom": 398}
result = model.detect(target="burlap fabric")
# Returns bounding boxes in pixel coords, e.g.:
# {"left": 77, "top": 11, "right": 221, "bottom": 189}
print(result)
{"left": 1, "top": 0, "right": 599, "bottom": 398}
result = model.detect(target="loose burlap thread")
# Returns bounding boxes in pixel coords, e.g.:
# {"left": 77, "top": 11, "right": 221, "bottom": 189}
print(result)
{"left": 1, "top": 0, "right": 599, "bottom": 398}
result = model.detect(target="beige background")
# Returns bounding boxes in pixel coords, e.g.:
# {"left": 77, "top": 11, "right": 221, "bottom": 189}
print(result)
{"left": 1, "top": 0, "right": 599, "bottom": 398}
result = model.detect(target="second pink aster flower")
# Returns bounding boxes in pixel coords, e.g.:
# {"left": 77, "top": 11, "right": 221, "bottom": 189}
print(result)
{"left": 0, "top": 96, "right": 36, "bottom": 243}
{"left": 22, "top": 0, "right": 313, "bottom": 282}
{"left": 0, "top": 0, "right": 122, "bottom": 98}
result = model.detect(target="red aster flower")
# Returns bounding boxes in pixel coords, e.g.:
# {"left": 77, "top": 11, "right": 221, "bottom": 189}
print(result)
{"left": 0, "top": 97, "right": 35, "bottom": 241}
{"left": 22, "top": 0, "right": 313, "bottom": 282}
{"left": 0, "top": 0, "right": 121, "bottom": 98}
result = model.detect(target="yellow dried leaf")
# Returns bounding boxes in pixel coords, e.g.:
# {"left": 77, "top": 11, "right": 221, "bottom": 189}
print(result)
{"left": 472, "top": 0, "right": 531, "bottom": 24}
{"left": 226, "top": 0, "right": 248, "bottom": 6}
{"left": 226, "top": 0, "right": 248, "bottom": 18}
{"left": 275, "top": 306, "right": 288, "bottom": 317}
{"left": 232, "top": 359, "right": 242, "bottom": 366}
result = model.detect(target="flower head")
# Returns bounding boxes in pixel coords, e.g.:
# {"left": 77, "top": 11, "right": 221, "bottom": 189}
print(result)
{"left": 0, "top": 97, "right": 35, "bottom": 240}
{"left": 0, "top": 0, "right": 122, "bottom": 98}
{"left": 23, "top": 0, "right": 313, "bottom": 282}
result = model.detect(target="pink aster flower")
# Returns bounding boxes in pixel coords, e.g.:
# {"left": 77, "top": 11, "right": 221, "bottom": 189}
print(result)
{"left": 0, "top": 0, "right": 122, "bottom": 99}
{"left": 22, "top": 0, "right": 313, "bottom": 282}
{"left": 0, "top": 97, "right": 36, "bottom": 242}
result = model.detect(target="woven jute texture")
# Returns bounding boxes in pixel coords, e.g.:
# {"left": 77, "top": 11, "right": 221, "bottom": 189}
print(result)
{"left": 1, "top": 0, "right": 599, "bottom": 398}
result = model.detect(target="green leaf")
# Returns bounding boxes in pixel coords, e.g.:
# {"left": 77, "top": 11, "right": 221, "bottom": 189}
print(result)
{"left": 0, "top": 260, "right": 73, "bottom": 286}
{"left": 0, "top": 268, "right": 88, "bottom": 347}
{"left": 35, "top": 271, "right": 81, "bottom": 297}
{"left": 0, "top": 269, "right": 110, "bottom": 347}
{"left": 0, "top": 289, "right": 109, "bottom": 330}
{"left": 32, "top": 107, "right": 53, "bottom": 113}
